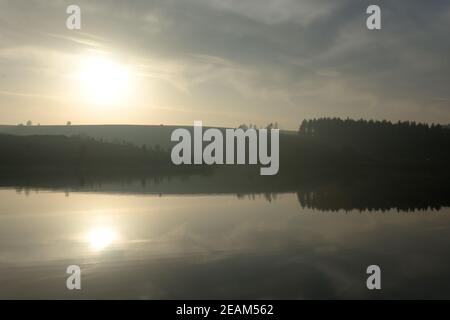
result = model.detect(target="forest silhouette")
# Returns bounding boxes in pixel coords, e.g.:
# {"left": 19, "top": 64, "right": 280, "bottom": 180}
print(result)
{"left": 0, "top": 118, "right": 449, "bottom": 212}
{"left": 297, "top": 118, "right": 450, "bottom": 167}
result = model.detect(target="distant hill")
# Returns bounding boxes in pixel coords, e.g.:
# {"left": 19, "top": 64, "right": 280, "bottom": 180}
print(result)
{"left": 0, "top": 133, "right": 174, "bottom": 169}
{"left": 1, "top": 119, "right": 448, "bottom": 173}
{"left": 0, "top": 125, "right": 179, "bottom": 149}
{"left": 0, "top": 124, "right": 296, "bottom": 149}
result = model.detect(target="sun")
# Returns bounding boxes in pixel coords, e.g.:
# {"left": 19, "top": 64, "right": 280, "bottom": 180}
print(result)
{"left": 76, "top": 55, "right": 132, "bottom": 106}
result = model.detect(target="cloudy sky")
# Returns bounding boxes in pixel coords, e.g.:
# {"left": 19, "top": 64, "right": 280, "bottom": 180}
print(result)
{"left": 0, "top": 0, "right": 449, "bottom": 129}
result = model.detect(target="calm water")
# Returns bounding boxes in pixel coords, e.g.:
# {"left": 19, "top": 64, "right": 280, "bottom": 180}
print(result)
{"left": 1, "top": 185, "right": 450, "bottom": 299}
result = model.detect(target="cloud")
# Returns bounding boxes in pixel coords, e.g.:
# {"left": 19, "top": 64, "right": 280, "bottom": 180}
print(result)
{"left": 0, "top": 0, "right": 449, "bottom": 126}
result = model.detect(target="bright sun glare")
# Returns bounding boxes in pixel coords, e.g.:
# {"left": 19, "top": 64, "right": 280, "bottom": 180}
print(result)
{"left": 87, "top": 226, "right": 118, "bottom": 251}
{"left": 76, "top": 55, "right": 132, "bottom": 106}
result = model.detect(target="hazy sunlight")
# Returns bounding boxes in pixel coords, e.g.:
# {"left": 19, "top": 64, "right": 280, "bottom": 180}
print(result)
{"left": 76, "top": 54, "right": 132, "bottom": 106}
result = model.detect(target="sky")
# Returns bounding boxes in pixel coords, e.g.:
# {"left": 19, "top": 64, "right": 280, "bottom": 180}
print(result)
{"left": 0, "top": 0, "right": 449, "bottom": 129}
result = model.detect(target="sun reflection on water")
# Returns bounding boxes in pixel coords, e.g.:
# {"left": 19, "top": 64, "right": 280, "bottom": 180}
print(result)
{"left": 86, "top": 226, "right": 118, "bottom": 251}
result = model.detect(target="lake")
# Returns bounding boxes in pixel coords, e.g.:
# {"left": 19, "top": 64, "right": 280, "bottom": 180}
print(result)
{"left": 1, "top": 175, "right": 450, "bottom": 299}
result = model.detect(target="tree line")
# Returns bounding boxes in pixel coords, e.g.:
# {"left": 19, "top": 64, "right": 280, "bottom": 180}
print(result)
{"left": 296, "top": 118, "right": 450, "bottom": 167}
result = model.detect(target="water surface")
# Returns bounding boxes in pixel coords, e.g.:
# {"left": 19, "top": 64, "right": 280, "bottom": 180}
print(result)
{"left": 1, "top": 184, "right": 450, "bottom": 299}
